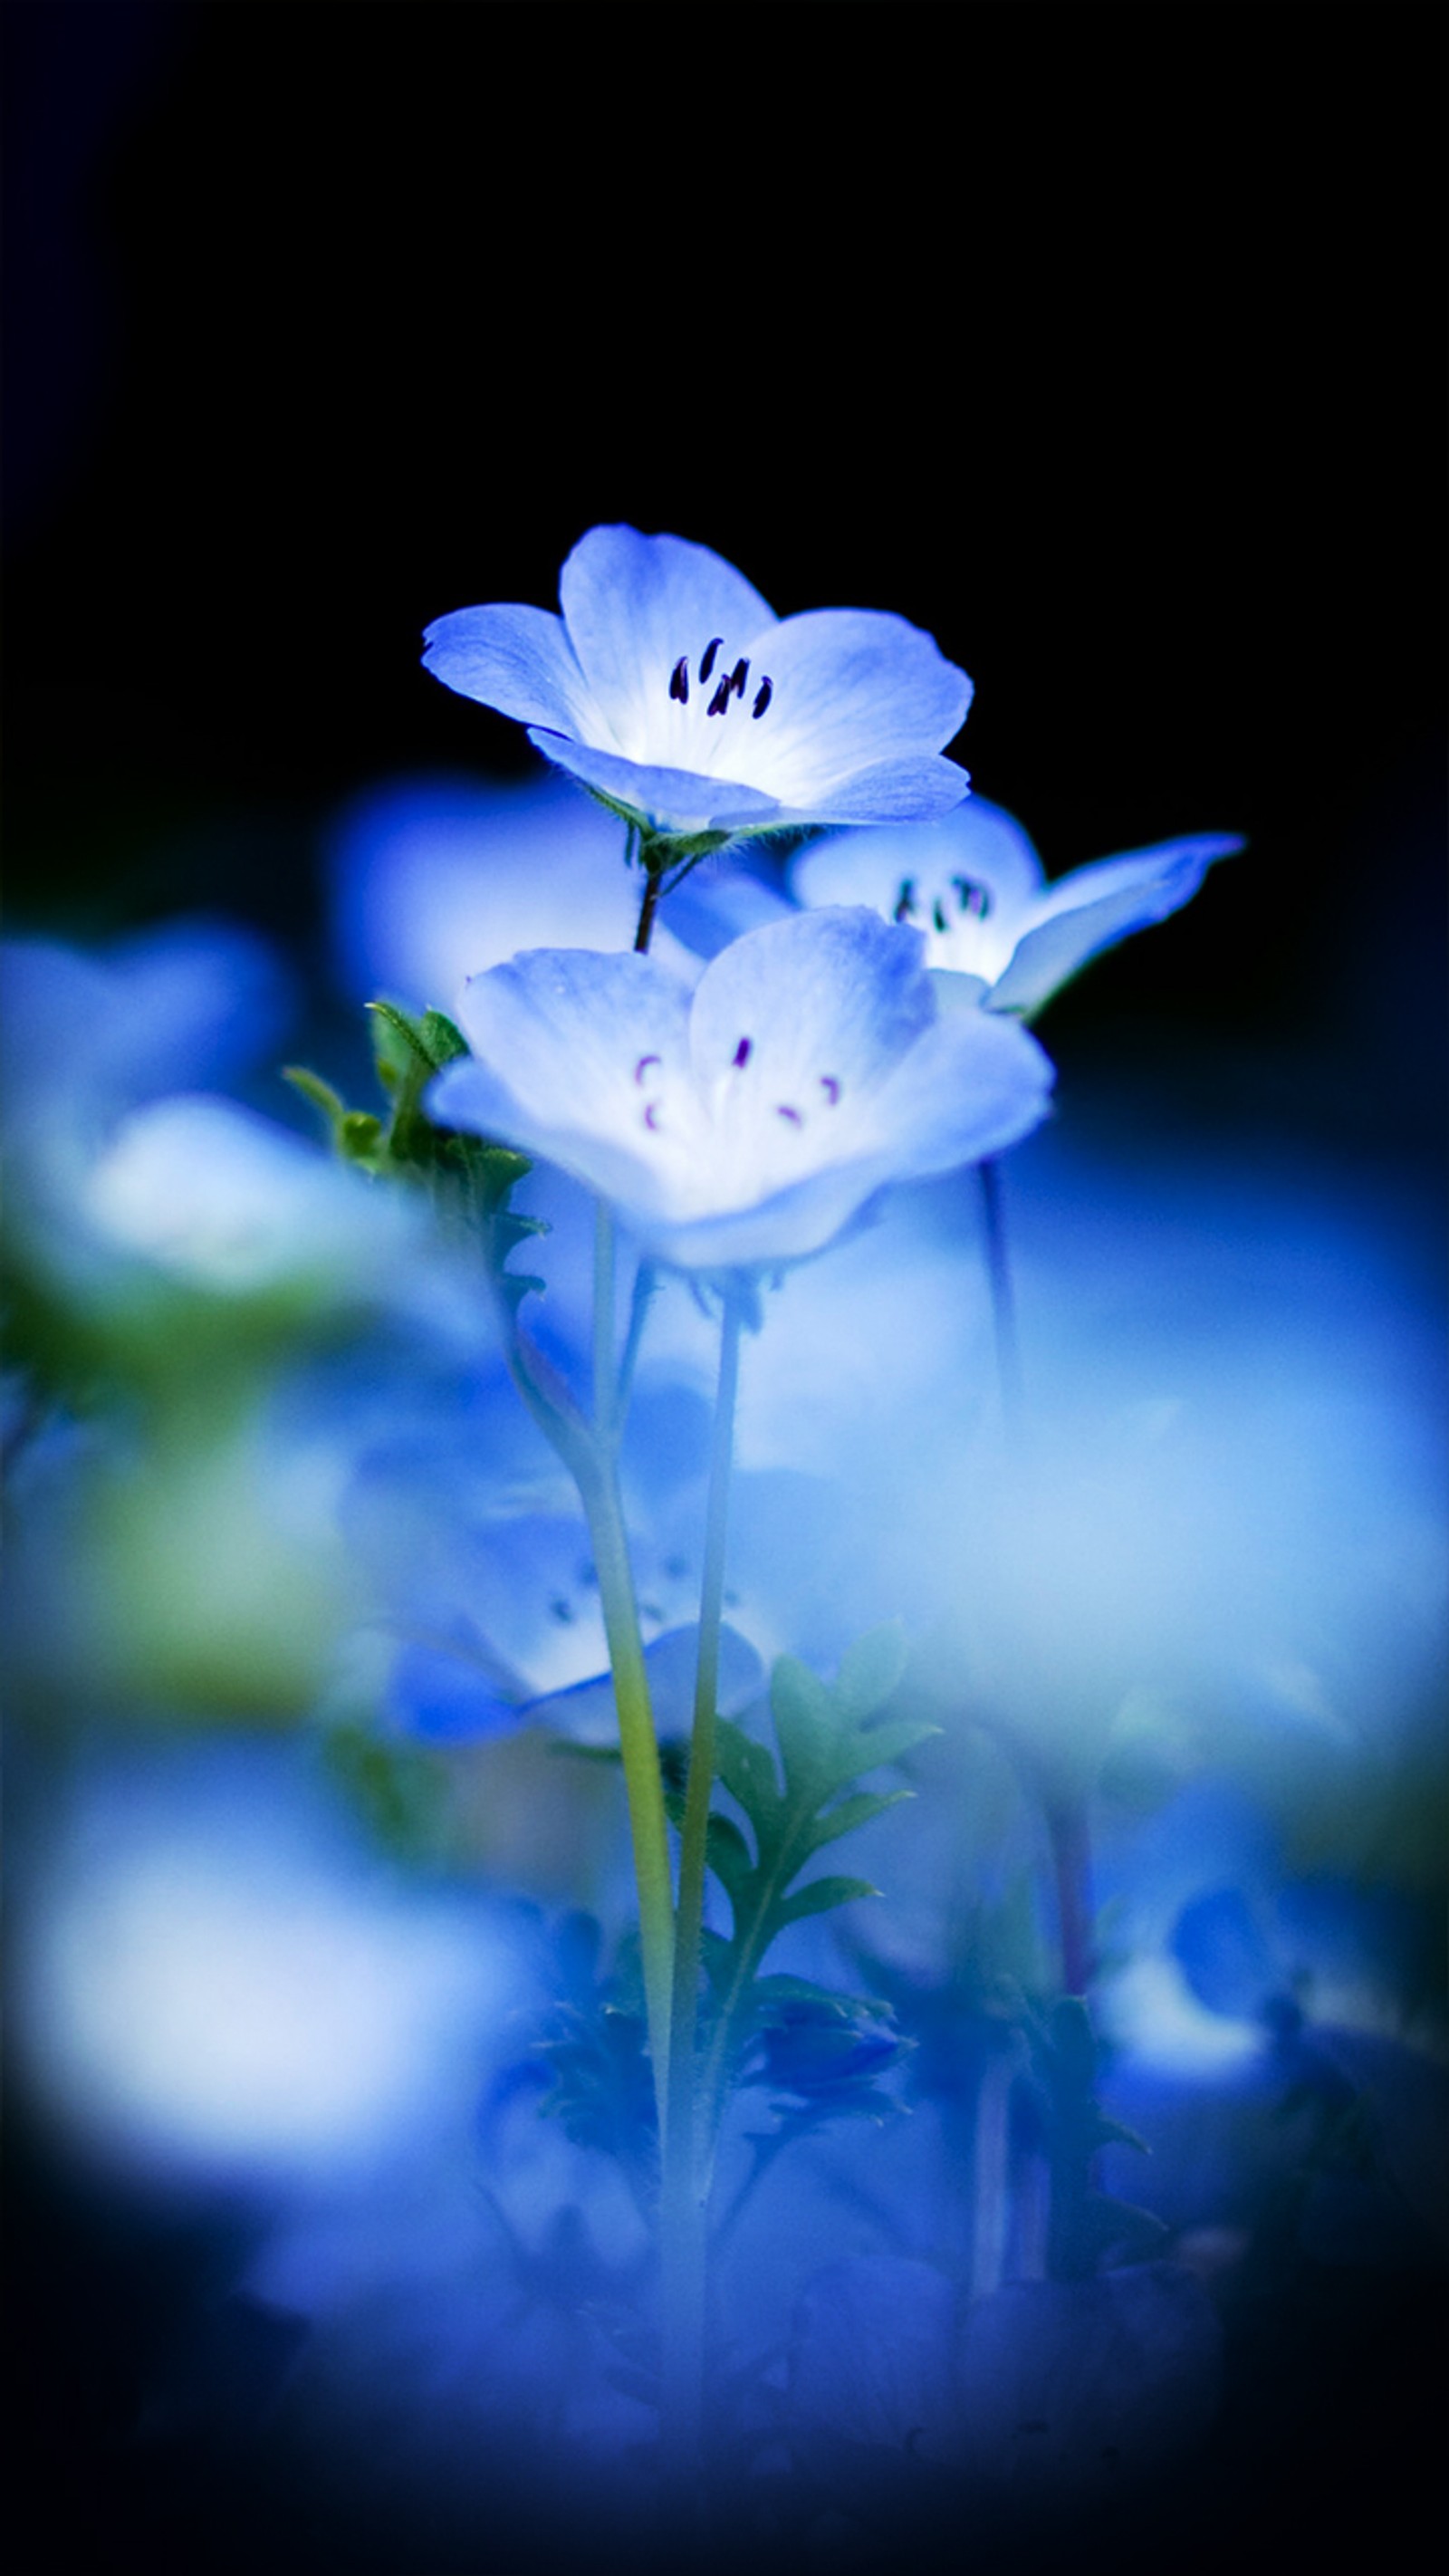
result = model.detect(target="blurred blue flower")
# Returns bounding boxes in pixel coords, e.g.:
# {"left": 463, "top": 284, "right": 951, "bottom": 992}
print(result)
{"left": 422, "top": 524, "right": 973, "bottom": 839}
{"left": 792, "top": 797, "right": 1243, "bottom": 1014}
{"left": 326, "top": 775, "right": 703, "bottom": 1014}
{"left": 429, "top": 908, "right": 1053, "bottom": 1270}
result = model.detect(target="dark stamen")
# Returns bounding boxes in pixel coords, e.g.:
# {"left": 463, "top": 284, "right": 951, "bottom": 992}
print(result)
{"left": 644, "top": 1103, "right": 662, "bottom": 1130}
{"left": 933, "top": 899, "right": 949, "bottom": 934}
{"left": 732, "top": 1037, "right": 752, "bottom": 1068}
{"left": 669, "top": 657, "right": 689, "bottom": 704}
{"left": 728, "top": 658, "right": 749, "bottom": 699}
{"left": 699, "top": 637, "right": 724, "bottom": 684}
{"left": 776, "top": 1104, "right": 802, "bottom": 1126}
{"left": 953, "top": 875, "right": 991, "bottom": 918}
{"left": 634, "top": 1054, "right": 661, "bottom": 1083}
{"left": 706, "top": 676, "right": 731, "bottom": 717}
{"left": 820, "top": 1076, "right": 840, "bottom": 1104}
{"left": 894, "top": 879, "right": 916, "bottom": 924}
{"left": 753, "top": 677, "right": 772, "bottom": 718}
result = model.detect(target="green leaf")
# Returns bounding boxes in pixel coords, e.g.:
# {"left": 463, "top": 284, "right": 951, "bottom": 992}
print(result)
{"left": 704, "top": 1812, "right": 755, "bottom": 1906}
{"left": 283, "top": 1063, "right": 347, "bottom": 1123}
{"left": 419, "top": 1008, "right": 468, "bottom": 1066}
{"left": 770, "top": 1655, "right": 835, "bottom": 1789}
{"left": 774, "top": 1873, "right": 880, "bottom": 1928}
{"left": 714, "top": 1717, "right": 781, "bottom": 1833}
{"left": 834, "top": 1621, "right": 909, "bottom": 1722}
{"left": 846, "top": 1716, "right": 941, "bottom": 1777}
{"left": 804, "top": 1786, "right": 913, "bottom": 1855}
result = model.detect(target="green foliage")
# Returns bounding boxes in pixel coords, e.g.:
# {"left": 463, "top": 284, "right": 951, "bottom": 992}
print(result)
{"left": 1027, "top": 1994, "right": 1168, "bottom": 2280}
{"left": 285, "top": 998, "right": 545, "bottom": 1303}
{"left": 689, "top": 1626, "right": 935, "bottom": 2127}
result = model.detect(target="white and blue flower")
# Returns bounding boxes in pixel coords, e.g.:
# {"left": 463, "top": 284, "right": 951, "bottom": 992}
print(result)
{"left": 428, "top": 907, "right": 1054, "bottom": 1271}
{"left": 791, "top": 797, "right": 1243, "bottom": 1015}
{"left": 422, "top": 525, "right": 973, "bottom": 841}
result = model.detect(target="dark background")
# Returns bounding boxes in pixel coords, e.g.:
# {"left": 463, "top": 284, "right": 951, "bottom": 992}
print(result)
{"left": 4, "top": 1, "right": 1444, "bottom": 1134}
{"left": 2, "top": 11, "right": 1445, "bottom": 2571}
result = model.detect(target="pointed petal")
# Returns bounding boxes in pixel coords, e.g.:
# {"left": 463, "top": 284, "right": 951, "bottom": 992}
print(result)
{"left": 558, "top": 525, "right": 777, "bottom": 751}
{"left": 743, "top": 610, "right": 972, "bottom": 805}
{"left": 422, "top": 601, "right": 595, "bottom": 735}
{"left": 525, "top": 727, "right": 783, "bottom": 832}
{"left": 989, "top": 834, "right": 1242, "bottom": 1014}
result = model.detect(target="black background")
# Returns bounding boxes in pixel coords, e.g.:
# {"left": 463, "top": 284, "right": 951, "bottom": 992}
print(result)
{"left": 4, "top": 2, "right": 1444, "bottom": 1110}
{"left": 3, "top": 7, "right": 1445, "bottom": 2571}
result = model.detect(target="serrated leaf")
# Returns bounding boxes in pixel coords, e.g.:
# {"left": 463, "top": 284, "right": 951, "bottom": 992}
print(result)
{"left": 842, "top": 1716, "right": 941, "bottom": 1778}
{"left": 704, "top": 1812, "right": 754, "bottom": 1905}
{"left": 715, "top": 1718, "right": 780, "bottom": 1832}
{"left": 804, "top": 1786, "right": 913, "bottom": 1856}
{"left": 774, "top": 1874, "right": 879, "bottom": 1928}
{"left": 368, "top": 997, "right": 437, "bottom": 1071}
{"left": 834, "top": 1622, "right": 909, "bottom": 1723}
{"left": 770, "top": 1656, "right": 834, "bottom": 1790}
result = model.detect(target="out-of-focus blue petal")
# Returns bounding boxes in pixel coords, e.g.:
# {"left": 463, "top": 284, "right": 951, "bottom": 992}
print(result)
{"left": 421, "top": 601, "right": 593, "bottom": 736}
{"left": 523, "top": 1621, "right": 764, "bottom": 1745}
{"left": 662, "top": 866, "right": 795, "bottom": 961}
{"left": 791, "top": 2254, "right": 959, "bottom": 2459}
{"left": 1171, "top": 1888, "right": 1281, "bottom": 2021}
{"left": 390, "top": 1639, "right": 521, "bottom": 1742}
{"left": 326, "top": 775, "right": 700, "bottom": 1012}
{"left": 556, "top": 524, "right": 776, "bottom": 748}
{"left": 990, "top": 835, "right": 1243, "bottom": 1015}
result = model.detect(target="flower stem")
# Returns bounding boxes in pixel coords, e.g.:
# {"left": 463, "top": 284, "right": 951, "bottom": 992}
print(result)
{"left": 634, "top": 866, "right": 663, "bottom": 953}
{"left": 978, "top": 1155, "right": 1024, "bottom": 1425}
{"left": 1046, "top": 1793, "right": 1094, "bottom": 1996}
{"left": 659, "top": 1283, "right": 744, "bottom": 2479}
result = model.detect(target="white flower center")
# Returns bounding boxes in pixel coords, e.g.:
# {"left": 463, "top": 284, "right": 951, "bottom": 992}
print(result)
{"left": 891, "top": 870, "right": 1018, "bottom": 982}
{"left": 629, "top": 1028, "right": 848, "bottom": 1217}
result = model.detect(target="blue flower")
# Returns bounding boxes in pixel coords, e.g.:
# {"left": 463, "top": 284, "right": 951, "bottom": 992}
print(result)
{"left": 428, "top": 908, "right": 1053, "bottom": 1271}
{"left": 792, "top": 797, "right": 1243, "bottom": 1016}
{"left": 422, "top": 525, "right": 973, "bottom": 841}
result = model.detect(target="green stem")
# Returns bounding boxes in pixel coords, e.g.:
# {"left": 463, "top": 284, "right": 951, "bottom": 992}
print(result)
{"left": 576, "top": 1447, "right": 677, "bottom": 2130}
{"left": 634, "top": 866, "right": 663, "bottom": 952}
{"left": 660, "top": 1283, "right": 744, "bottom": 2478}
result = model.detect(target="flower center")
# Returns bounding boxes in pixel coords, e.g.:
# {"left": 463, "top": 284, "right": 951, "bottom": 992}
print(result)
{"left": 632, "top": 1039, "right": 843, "bottom": 1146}
{"left": 667, "top": 636, "right": 774, "bottom": 722}
{"left": 894, "top": 874, "right": 993, "bottom": 931}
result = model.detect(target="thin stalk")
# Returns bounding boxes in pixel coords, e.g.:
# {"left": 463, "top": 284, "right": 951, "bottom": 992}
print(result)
{"left": 634, "top": 866, "right": 663, "bottom": 952}
{"left": 978, "top": 1156, "right": 1024, "bottom": 1425}
{"left": 659, "top": 1285, "right": 744, "bottom": 2476}
{"left": 576, "top": 1448, "right": 677, "bottom": 2128}
{"left": 1046, "top": 1793, "right": 1094, "bottom": 1996}
{"left": 615, "top": 1257, "right": 658, "bottom": 1423}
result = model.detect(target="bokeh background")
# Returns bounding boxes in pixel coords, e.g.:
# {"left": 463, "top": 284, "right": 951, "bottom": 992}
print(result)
{"left": 5, "top": 5, "right": 1444, "bottom": 2571}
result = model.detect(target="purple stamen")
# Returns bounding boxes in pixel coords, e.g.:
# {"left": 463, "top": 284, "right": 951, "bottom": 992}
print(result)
{"left": 668, "top": 657, "right": 689, "bottom": 704}
{"left": 953, "top": 875, "right": 991, "bottom": 918}
{"left": 728, "top": 658, "right": 749, "bottom": 699}
{"left": 776, "top": 1104, "right": 803, "bottom": 1126}
{"left": 635, "top": 1054, "right": 661, "bottom": 1083}
{"left": 644, "top": 1103, "right": 662, "bottom": 1130}
{"left": 706, "top": 676, "right": 731, "bottom": 718}
{"left": 894, "top": 879, "right": 916, "bottom": 924}
{"left": 820, "top": 1076, "right": 840, "bottom": 1105}
{"left": 698, "top": 637, "right": 724, "bottom": 684}
{"left": 732, "top": 1036, "right": 753, "bottom": 1068}
{"left": 753, "top": 677, "right": 772, "bottom": 718}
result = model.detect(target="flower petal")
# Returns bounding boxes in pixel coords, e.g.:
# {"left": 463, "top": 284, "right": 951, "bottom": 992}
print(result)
{"left": 432, "top": 948, "right": 696, "bottom": 1222}
{"left": 688, "top": 907, "right": 935, "bottom": 1104}
{"left": 794, "top": 798, "right": 1046, "bottom": 923}
{"left": 524, "top": 728, "right": 784, "bottom": 834}
{"left": 989, "top": 834, "right": 1242, "bottom": 1015}
{"left": 790, "top": 755, "right": 972, "bottom": 828}
{"left": 740, "top": 609, "right": 973, "bottom": 805}
{"left": 421, "top": 602, "right": 594, "bottom": 735}
{"left": 557, "top": 525, "right": 776, "bottom": 753}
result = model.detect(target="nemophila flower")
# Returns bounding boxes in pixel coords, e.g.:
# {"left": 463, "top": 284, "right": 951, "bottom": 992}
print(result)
{"left": 422, "top": 524, "right": 973, "bottom": 840}
{"left": 429, "top": 908, "right": 1054, "bottom": 1272}
{"left": 792, "top": 796, "right": 1243, "bottom": 1016}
